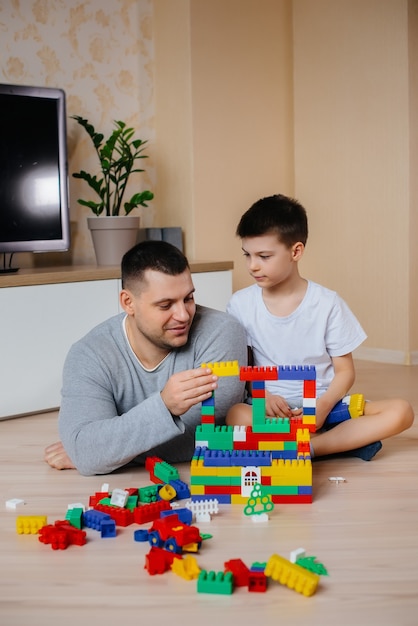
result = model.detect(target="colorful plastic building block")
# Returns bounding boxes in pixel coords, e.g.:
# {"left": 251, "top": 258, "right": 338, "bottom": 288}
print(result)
{"left": 324, "top": 393, "right": 365, "bottom": 425}
{"left": 296, "top": 555, "right": 329, "bottom": 576}
{"left": 201, "top": 361, "right": 240, "bottom": 376}
{"left": 16, "top": 515, "right": 47, "bottom": 534}
{"left": 147, "top": 513, "right": 202, "bottom": 554}
{"left": 144, "top": 546, "right": 180, "bottom": 575}
{"left": 158, "top": 484, "right": 177, "bottom": 501}
{"left": 243, "top": 484, "right": 274, "bottom": 517}
{"left": 133, "top": 500, "right": 171, "bottom": 524}
{"left": 38, "top": 521, "right": 87, "bottom": 550}
{"left": 224, "top": 559, "right": 250, "bottom": 587}
{"left": 6, "top": 498, "right": 25, "bottom": 509}
{"left": 197, "top": 570, "right": 234, "bottom": 595}
{"left": 109, "top": 488, "right": 129, "bottom": 507}
{"left": 171, "top": 554, "right": 201, "bottom": 580}
{"left": 264, "top": 553, "right": 319, "bottom": 597}
{"left": 191, "top": 363, "right": 316, "bottom": 505}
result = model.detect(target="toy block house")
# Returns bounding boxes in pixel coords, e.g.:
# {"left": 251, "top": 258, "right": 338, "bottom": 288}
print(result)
{"left": 190, "top": 363, "right": 316, "bottom": 504}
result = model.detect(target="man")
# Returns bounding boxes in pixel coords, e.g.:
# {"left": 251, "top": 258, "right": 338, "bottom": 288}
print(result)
{"left": 45, "top": 240, "right": 247, "bottom": 475}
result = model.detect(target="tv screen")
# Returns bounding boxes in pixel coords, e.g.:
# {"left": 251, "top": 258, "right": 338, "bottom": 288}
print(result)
{"left": 0, "top": 83, "right": 70, "bottom": 269}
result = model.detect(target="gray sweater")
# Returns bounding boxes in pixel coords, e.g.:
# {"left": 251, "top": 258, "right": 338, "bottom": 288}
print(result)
{"left": 58, "top": 305, "right": 247, "bottom": 475}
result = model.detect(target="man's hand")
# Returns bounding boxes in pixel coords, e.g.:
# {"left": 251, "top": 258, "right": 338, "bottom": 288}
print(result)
{"left": 161, "top": 367, "right": 218, "bottom": 416}
{"left": 265, "top": 390, "right": 302, "bottom": 418}
{"left": 44, "top": 441, "right": 75, "bottom": 470}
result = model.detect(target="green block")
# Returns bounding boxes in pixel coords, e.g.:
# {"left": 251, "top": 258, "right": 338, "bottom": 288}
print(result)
{"left": 197, "top": 570, "right": 234, "bottom": 595}
{"left": 252, "top": 417, "right": 291, "bottom": 433}
{"left": 125, "top": 495, "right": 138, "bottom": 510}
{"left": 153, "top": 460, "right": 179, "bottom": 483}
{"left": 196, "top": 425, "right": 234, "bottom": 450}
{"left": 138, "top": 485, "right": 159, "bottom": 503}
{"left": 65, "top": 507, "right": 83, "bottom": 529}
{"left": 201, "top": 406, "right": 215, "bottom": 415}
{"left": 191, "top": 475, "right": 242, "bottom": 487}
{"left": 284, "top": 441, "right": 298, "bottom": 450}
{"left": 252, "top": 398, "right": 266, "bottom": 424}
{"left": 262, "top": 485, "right": 299, "bottom": 495}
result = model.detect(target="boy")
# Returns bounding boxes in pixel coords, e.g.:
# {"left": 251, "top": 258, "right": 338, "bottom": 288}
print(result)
{"left": 226, "top": 194, "right": 414, "bottom": 460}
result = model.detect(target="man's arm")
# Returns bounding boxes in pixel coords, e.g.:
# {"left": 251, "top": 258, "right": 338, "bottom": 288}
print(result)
{"left": 54, "top": 310, "right": 247, "bottom": 476}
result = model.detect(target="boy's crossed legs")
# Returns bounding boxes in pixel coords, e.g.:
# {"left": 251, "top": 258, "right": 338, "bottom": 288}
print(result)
{"left": 226, "top": 397, "right": 414, "bottom": 461}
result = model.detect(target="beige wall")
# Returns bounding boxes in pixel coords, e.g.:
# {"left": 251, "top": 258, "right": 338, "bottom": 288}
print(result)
{"left": 1, "top": 0, "right": 417, "bottom": 363}
{"left": 292, "top": 0, "right": 417, "bottom": 364}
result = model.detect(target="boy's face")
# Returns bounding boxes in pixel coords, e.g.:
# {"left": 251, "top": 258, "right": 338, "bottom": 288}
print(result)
{"left": 241, "top": 234, "right": 303, "bottom": 288}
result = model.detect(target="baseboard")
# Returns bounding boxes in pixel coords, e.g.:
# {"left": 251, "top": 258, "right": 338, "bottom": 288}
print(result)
{"left": 354, "top": 347, "right": 418, "bottom": 365}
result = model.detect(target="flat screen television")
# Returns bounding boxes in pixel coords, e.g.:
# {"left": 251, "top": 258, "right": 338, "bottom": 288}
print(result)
{"left": 0, "top": 83, "right": 70, "bottom": 273}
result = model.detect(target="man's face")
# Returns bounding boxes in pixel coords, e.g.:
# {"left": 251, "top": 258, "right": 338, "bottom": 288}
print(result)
{"left": 124, "top": 269, "right": 196, "bottom": 353}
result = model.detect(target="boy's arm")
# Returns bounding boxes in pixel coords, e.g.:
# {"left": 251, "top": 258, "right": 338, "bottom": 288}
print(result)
{"left": 315, "top": 353, "right": 356, "bottom": 428}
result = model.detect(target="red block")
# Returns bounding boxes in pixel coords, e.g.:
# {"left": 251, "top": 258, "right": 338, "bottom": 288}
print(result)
{"left": 303, "top": 379, "right": 316, "bottom": 398}
{"left": 133, "top": 500, "right": 171, "bottom": 525}
{"left": 240, "top": 366, "right": 278, "bottom": 381}
{"left": 224, "top": 559, "right": 250, "bottom": 586}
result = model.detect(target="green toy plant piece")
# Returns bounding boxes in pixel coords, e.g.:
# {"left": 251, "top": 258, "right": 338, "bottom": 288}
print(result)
{"left": 244, "top": 483, "right": 274, "bottom": 517}
{"left": 296, "top": 556, "right": 329, "bottom": 576}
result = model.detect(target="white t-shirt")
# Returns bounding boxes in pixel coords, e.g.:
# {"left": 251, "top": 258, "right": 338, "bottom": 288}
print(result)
{"left": 226, "top": 281, "right": 366, "bottom": 403}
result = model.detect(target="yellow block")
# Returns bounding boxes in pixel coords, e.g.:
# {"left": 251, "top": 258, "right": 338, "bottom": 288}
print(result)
{"left": 349, "top": 393, "right": 365, "bottom": 418}
{"left": 302, "top": 415, "right": 316, "bottom": 425}
{"left": 231, "top": 494, "right": 249, "bottom": 505}
{"left": 296, "top": 428, "right": 311, "bottom": 441}
{"left": 270, "top": 459, "right": 312, "bottom": 486}
{"left": 265, "top": 554, "right": 319, "bottom": 597}
{"left": 171, "top": 555, "right": 201, "bottom": 580}
{"left": 201, "top": 361, "right": 239, "bottom": 376}
{"left": 258, "top": 440, "right": 285, "bottom": 451}
{"left": 190, "top": 459, "right": 218, "bottom": 476}
{"left": 215, "top": 466, "right": 242, "bottom": 477}
{"left": 190, "top": 485, "right": 205, "bottom": 495}
{"left": 16, "top": 515, "right": 47, "bottom": 534}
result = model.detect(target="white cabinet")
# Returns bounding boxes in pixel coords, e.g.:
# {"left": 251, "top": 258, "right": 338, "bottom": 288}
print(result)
{"left": 0, "top": 265, "right": 232, "bottom": 419}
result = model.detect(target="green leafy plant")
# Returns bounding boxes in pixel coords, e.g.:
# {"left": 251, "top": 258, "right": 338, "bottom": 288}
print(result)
{"left": 72, "top": 116, "right": 154, "bottom": 216}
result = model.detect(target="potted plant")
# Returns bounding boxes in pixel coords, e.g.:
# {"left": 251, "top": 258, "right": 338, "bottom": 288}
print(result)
{"left": 72, "top": 115, "right": 154, "bottom": 265}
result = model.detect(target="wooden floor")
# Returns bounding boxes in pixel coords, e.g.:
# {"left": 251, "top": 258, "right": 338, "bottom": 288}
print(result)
{"left": 1, "top": 360, "right": 417, "bottom": 626}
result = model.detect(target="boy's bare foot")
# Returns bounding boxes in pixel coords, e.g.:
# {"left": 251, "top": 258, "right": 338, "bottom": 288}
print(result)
{"left": 44, "top": 441, "right": 75, "bottom": 470}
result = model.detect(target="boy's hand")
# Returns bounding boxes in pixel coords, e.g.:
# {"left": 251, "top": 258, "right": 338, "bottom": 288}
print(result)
{"left": 161, "top": 367, "right": 218, "bottom": 416}
{"left": 265, "top": 390, "right": 301, "bottom": 418}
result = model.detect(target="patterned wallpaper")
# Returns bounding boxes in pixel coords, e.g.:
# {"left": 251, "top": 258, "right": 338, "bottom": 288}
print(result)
{"left": 0, "top": 0, "right": 155, "bottom": 266}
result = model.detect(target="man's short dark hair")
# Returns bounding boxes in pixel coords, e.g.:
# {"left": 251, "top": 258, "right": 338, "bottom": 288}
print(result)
{"left": 237, "top": 194, "right": 308, "bottom": 247}
{"left": 121, "top": 240, "right": 189, "bottom": 290}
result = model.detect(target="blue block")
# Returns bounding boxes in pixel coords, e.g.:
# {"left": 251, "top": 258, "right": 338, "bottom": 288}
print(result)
{"left": 324, "top": 399, "right": 351, "bottom": 425}
{"left": 271, "top": 450, "right": 298, "bottom": 460}
{"left": 101, "top": 519, "right": 117, "bottom": 538}
{"left": 169, "top": 479, "right": 190, "bottom": 500}
{"left": 230, "top": 450, "right": 272, "bottom": 467}
{"left": 298, "top": 486, "right": 313, "bottom": 495}
{"left": 202, "top": 394, "right": 215, "bottom": 407}
{"left": 252, "top": 380, "right": 266, "bottom": 390}
{"left": 303, "top": 407, "right": 316, "bottom": 415}
{"left": 278, "top": 365, "right": 316, "bottom": 380}
{"left": 160, "top": 507, "right": 193, "bottom": 525}
{"left": 191, "top": 494, "right": 231, "bottom": 504}
{"left": 134, "top": 529, "right": 149, "bottom": 542}
{"left": 83, "top": 509, "right": 112, "bottom": 531}
{"left": 204, "top": 450, "right": 232, "bottom": 466}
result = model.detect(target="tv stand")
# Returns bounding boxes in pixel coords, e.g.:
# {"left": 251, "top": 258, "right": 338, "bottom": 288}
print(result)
{"left": 0, "top": 267, "right": 19, "bottom": 274}
{"left": 1, "top": 252, "right": 19, "bottom": 273}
